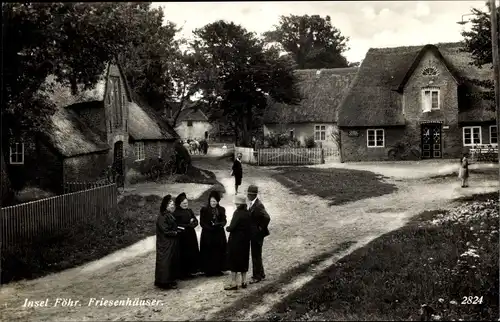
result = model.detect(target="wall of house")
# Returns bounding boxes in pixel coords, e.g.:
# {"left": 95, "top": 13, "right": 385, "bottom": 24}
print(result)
{"left": 263, "top": 123, "right": 340, "bottom": 149}
{"left": 3, "top": 137, "right": 41, "bottom": 191}
{"left": 461, "top": 123, "right": 498, "bottom": 151}
{"left": 175, "top": 121, "right": 212, "bottom": 141}
{"left": 402, "top": 49, "right": 461, "bottom": 159}
{"left": 37, "top": 140, "right": 64, "bottom": 193}
{"left": 63, "top": 152, "right": 109, "bottom": 184}
{"left": 340, "top": 127, "right": 404, "bottom": 162}
{"left": 126, "top": 140, "right": 175, "bottom": 181}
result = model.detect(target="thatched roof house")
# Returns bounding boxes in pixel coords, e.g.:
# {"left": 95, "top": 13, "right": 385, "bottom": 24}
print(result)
{"left": 264, "top": 67, "right": 358, "bottom": 124}
{"left": 338, "top": 43, "right": 494, "bottom": 127}
{"left": 337, "top": 42, "right": 495, "bottom": 162}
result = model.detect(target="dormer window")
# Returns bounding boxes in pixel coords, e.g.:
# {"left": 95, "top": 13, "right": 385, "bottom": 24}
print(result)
{"left": 422, "top": 67, "right": 438, "bottom": 76}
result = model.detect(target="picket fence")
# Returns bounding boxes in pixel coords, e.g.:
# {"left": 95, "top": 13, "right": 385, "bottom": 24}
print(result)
{"left": 234, "top": 147, "right": 340, "bottom": 165}
{"left": 1, "top": 184, "right": 117, "bottom": 249}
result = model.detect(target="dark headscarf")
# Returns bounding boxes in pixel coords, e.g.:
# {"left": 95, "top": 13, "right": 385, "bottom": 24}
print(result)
{"left": 160, "top": 194, "right": 172, "bottom": 213}
{"left": 175, "top": 192, "right": 187, "bottom": 207}
{"left": 208, "top": 190, "right": 221, "bottom": 204}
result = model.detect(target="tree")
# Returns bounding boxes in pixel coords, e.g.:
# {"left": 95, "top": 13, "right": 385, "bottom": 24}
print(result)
{"left": 1, "top": 2, "right": 176, "bottom": 141}
{"left": 192, "top": 20, "right": 301, "bottom": 146}
{"left": 461, "top": 2, "right": 500, "bottom": 101}
{"left": 263, "top": 14, "right": 349, "bottom": 69}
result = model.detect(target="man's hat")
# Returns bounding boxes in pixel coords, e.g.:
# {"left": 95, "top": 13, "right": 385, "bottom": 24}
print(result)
{"left": 247, "top": 185, "right": 258, "bottom": 194}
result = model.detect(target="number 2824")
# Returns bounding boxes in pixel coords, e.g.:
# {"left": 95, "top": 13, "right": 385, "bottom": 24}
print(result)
{"left": 462, "top": 296, "right": 483, "bottom": 305}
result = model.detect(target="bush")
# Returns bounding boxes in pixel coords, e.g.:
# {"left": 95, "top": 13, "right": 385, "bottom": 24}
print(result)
{"left": 174, "top": 141, "right": 192, "bottom": 171}
{"left": 305, "top": 136, "right": 316, "bottom": 148}
{"left": 263, "top": 133, "right": 300, "bottom": 148}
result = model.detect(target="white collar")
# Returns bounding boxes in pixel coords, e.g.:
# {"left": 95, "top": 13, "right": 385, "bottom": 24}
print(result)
{"left": 249, "top": 198, "right": 257, "bottom": 207}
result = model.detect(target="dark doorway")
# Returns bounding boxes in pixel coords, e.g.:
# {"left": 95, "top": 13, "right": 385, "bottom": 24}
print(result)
{"left": 113, "top": 141, "right": 124, "bottom": 176}
{"left": 421, "top": 124, "right": 442, "bottom": 159}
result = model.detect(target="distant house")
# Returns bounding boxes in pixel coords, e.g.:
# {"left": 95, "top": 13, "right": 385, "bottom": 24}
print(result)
{"left": 3, "top": 61, "right": 178, "bottom": 193}
{"left": 263, "top": 68, "right": 358, "bottom": 152}
{"left": 338, "top": 43, "right": 495, "bottom": 162}
{"left": 167, "top": 102, "right": 212, "bottom": 141}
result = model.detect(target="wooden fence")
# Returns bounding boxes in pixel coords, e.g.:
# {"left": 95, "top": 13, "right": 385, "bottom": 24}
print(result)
{"left": 256, "top": 147, "right": 340, "bottom": 165}
{"left": 1, "top": 184, "right": 117, "bottom": 249}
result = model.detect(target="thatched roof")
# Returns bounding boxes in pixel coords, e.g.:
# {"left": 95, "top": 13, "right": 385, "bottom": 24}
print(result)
{"left": 177, "top": 108, "right": 209, "bottom": 122}
{"left": 39, "top": 62, "right": 178, "bottom": 156}
{"left": 263, "top": 68, "right": 358, "bottom": 124}
{"left": 338, "top": 43, "right": 494, "bottom": 127}
{"left": 44, "top": 108, "right": 109, "bottom": 157}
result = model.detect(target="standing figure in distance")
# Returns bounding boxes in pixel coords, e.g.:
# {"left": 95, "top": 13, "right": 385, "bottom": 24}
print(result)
{"left": 247, "top": 185, "right": 270, "bottom": 284}
{"left": 155, "top": 195, "right": 182, "bottom": 289}
{"left": 173, "top": 192, "right": 200, "bottom": 279}
{"left": 225, "top": 194, "right": 252, "bottom": 290}
{"left": 231, "top": 153, "right": 243, "bottom": 194}
{"left": 459, "top": 153, "right": 470, "bottom": 188}
{"left": 200, "top": 190, "right": 228, "bottom": 276}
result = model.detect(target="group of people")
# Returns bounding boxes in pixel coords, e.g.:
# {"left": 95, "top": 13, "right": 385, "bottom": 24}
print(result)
{"left": 181, "top": 138, "right": 209, "bottom": 155}
{"left": 155, "top": 184, "right": 270, "bottom": 291}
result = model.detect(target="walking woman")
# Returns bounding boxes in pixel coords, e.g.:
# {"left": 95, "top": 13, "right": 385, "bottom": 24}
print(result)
{"left": 174, "top": 192, "right": 200, "bottom": 279}
{"left": 155, "top": 195, "right": 181, "bottom": 289}
{"left": 225, "top": 194, "right": 252, "bottom": 290}
{"left": 200, "top": 190, "right": 228, "bottom": 276}
{"left": 231, "top": 153, "right": 243, "bottom": 194}
{"left": 459, "top": 153, "right": 470, "bottom": 188}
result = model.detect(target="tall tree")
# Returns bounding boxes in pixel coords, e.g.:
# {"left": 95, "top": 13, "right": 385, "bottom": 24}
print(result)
{"left": 461, "top": 2, "right": 500, "bottom": 101}
{"left": 192, "top": 20, "right": 301, "bottom": 146}
{"left": 263, "top": 14, "right": 349, "bottom": 69}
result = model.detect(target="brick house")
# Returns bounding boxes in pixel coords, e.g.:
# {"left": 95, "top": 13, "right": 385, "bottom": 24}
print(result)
{"left": 4, "top": 62, "right": 178, "bottom": 193}
{"left": 338, "top": 43, "right": 495, "bottom": 162}
{"left": 263, "top": 68, "right": 358, "bottom": 153}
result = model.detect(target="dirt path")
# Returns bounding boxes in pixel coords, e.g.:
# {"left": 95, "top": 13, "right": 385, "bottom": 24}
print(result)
{"left": 0, "top": 159, "right": 497, "bottom": 321}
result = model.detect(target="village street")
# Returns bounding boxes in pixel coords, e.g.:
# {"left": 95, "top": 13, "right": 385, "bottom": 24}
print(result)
{"left": 0, "top": 158, "right": 497, "bottom": 322}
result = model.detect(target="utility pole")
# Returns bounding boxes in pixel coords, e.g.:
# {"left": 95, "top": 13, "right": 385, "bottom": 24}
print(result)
{"left": 491, "top": 0, "right": 500, "bottom": 191}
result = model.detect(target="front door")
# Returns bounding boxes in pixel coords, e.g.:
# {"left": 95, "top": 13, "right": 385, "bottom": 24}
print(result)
{"left": 421, "top": 124, "right": 442, "bottom": 159}
{"left": 113, "top": 141, "right": 124, "bottom": 176}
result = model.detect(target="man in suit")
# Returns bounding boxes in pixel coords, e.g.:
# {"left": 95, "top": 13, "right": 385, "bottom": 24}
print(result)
{"left": 247, "top": 185, "right": 270, "bottom": 283}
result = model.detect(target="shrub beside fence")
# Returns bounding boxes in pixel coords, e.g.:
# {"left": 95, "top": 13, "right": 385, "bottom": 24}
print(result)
{"left": 1, "top": 184, "right": 117, "bottom": 249}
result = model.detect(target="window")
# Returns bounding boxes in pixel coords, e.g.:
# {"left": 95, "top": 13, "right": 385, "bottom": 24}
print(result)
{"left": 9, "top": 142, "right": 24, "bottom": 164}
{"left": 422, "top": 67, "right": 439, "bottom": 76}
{"left": 367, "top": 129, "right": 384, "bottom": 148}
{"left": 490, "top": 125, "right": 498, "bottom": 144}
{"left": 421, "top": 88, "right": 440, "bottom": 112}
{"left": 314, "top": 125, "right": 326, "bottom": 141}
{"left": 187, "top": 120, "right": 193, "bottom": 127}
{"left": 109, "top": 76, "right": 122, "bottom": 128}
{"left": 135, "top": 142, "right": 145, "bottom": 161}
{"left": 290, "top": 129, "right": 294, "bottom": 140}
{"left": 463, "top": 126, "right": 482, "bottom": 146}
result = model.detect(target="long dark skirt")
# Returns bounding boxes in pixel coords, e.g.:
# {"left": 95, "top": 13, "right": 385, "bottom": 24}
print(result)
{"left": 179, "top": 228, "right": 200, "bottom": 276}
{"left": 155, "top": 237, "right": 180, "bottom": 285}
{"left": 227, "top": 232, "right": 250, "bottom": 272}
{"left": 235, "top": 175, "right": 242, "bottom": 186}
{"left": 200, "top": 227, "right": 228, "bottom": 274}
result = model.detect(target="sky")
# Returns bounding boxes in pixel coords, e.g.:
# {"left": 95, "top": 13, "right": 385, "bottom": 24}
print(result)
{"left": 152, "top": 1, "right": 492, "bottom": 63}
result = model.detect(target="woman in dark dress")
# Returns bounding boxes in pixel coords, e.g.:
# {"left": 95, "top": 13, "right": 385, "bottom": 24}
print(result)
{"left": 155, "top": 195, "right": 181, "bottom": 289}
{"left": 224, "top": 194, "right": 252, "bottom": 290}
{"left": 231, "top": 153, "right": 243, "bottom": 194}
{"left": 200, "top": 190, "right": 228, "bottom": 276}
{"left": 173, "top": 192, "right": 200, "bottom": 279}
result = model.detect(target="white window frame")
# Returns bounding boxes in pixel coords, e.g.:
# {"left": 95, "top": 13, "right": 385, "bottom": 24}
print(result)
{"left": 367, "top": 129, "right": 385, "bottom": 148}
{"left": 421, "top": 88, "right": 440, "bottom": 112}
{"left": 462, "top": 126, "right": 482, "bottom": 147}
{"left": 9, "top": 142, "right": 24, "bottom": 164}
{"left": 490, "top": 125, "right": 498, "bottom": 145}
{"left": 314, "top": 125, "right": 326, "bottom": 141}
{"left": 135, "top": 142, "right": 145, "bottom": 161}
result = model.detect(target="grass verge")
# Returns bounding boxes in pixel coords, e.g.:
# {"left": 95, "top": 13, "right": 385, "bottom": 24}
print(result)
{"left": 1, "top": 169, "right": 225, "bottom": 285}
{"left": 272, "top": 167, "right": 397, "bottom": 206}
{"left": 261, "top": 192, "right": 499, "bottom": 321}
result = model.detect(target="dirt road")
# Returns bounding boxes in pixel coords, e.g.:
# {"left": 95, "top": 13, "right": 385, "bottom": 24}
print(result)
{"left": 0, "top": 158, "right": 497, "bottom": 321}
